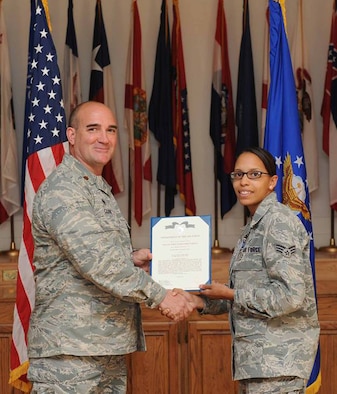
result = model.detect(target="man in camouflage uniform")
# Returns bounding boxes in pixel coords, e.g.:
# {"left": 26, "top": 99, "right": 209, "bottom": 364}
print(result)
{"left": 27, "top": 101, "right": 195, "bottom": 393}
{"left": 175, "top": 147, "right": 320, "bottom": 394}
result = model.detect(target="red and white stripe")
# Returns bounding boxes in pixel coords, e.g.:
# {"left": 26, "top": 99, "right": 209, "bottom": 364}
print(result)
{"left": 10, "top": 142, "right": 67, "bottom": 392}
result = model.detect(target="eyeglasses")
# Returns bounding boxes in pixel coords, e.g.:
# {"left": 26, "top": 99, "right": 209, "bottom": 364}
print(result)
{"left": 230, "top": 170, "right": 270, "bottom": 180}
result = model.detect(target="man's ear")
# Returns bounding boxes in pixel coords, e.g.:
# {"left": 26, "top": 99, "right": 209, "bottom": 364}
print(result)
{"left": 66, "top": 127, "right": 75, "bottom": 145}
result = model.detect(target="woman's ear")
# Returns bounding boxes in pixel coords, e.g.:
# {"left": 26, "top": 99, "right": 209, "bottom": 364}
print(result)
{"left": 269, "top": 174, "right": 278, "bottom": 190}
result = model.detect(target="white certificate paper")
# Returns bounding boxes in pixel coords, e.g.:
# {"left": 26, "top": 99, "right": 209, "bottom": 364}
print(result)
{"left": 150, "top": 215, "right": 211, "bottom": 291}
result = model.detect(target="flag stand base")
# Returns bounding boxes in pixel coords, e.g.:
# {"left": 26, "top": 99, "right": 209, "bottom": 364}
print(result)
{"left": 0, "top": 216, "right": 19, "bottom": 258}
{"left": 0, "top": 241, "right": 19, "bottom": 258}
{"left": 319, "top": 238, "right": 337, "bottom": 253}
{"left": 212, "top": 239, "right": 231, "bottom": 254}
{"left": 319, "top": 210, "right": 337, "bottom": 253}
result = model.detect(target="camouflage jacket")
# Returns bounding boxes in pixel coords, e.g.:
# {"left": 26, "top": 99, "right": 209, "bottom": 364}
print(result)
{"left": 200, "top": 193, "right": 320, "bottom": 381}
{"left": 28, "top": 154, "right": 166, "bottom": 358}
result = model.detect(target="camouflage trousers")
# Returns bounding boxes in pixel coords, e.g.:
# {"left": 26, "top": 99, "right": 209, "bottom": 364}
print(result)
{"left": 238, "top": 376, "right": 307, "bottom": 394}
{"left": 28, "top": 354, "right": 127, "bottom": 394}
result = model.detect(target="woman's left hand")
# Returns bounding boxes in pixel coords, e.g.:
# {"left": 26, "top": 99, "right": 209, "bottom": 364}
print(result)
{"left": 199, "top": 282, "right": 234, "bottom": 301}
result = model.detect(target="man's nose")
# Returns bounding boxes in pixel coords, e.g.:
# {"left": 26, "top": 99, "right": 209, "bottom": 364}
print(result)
{"left": 97, "top": 130, "right": 110, "bottom": 142}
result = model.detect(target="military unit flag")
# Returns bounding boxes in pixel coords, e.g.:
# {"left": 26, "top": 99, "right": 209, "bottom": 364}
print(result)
{"left": 263, "top": 1, "right": 321, "bottom": 393}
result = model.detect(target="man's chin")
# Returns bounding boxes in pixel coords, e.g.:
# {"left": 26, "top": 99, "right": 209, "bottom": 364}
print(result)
{"left": 97, "top": 155, "right": 113, "bottom": 165}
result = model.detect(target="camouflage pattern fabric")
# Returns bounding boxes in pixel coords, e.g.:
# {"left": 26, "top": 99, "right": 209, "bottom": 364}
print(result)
{"left": 200, "top": 193, "right": 320, "bottom": 383}
{"left": 28, "top": 153, "right": 166, "bottom": 361}
{"left": 238, "top": 376, "right": 306, "bottom": 394}
{"left": 28, "top": 354, "right": 127, "bottom": 393}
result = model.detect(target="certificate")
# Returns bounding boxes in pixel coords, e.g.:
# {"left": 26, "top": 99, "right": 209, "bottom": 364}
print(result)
{"left": 150, "top": 215, "right": 211, "bottom": 291}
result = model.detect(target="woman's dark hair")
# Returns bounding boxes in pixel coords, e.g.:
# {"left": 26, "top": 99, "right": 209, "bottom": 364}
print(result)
{"left": 239, "top": 147, "right": 277, "bottom": 176}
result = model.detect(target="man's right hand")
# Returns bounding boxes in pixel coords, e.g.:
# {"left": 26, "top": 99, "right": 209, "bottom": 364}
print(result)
{"left": 158, "top": 289, "right": 195, "bottom": 321}
{"left": 172, "top": 288, "right": 205, "bottom": 309}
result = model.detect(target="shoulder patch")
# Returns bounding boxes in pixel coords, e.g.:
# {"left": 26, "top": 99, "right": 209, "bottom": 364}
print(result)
{"left": 274, "top": 244, "right": 296, "bottom": 257}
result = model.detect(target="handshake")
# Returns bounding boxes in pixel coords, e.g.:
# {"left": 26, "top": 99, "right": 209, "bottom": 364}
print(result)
{"left": 158, "top": 288, "right": 204, "bottom": 321}
{"left": 132, "top": 249, "right": 234, "bottom": 321}
{"left": 157, "top": 282, "right": 235, "bottom": 321}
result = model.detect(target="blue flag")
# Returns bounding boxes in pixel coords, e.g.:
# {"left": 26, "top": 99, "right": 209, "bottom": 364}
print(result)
{"left": 263, "top": 1, "right": 321, "bottom": 392}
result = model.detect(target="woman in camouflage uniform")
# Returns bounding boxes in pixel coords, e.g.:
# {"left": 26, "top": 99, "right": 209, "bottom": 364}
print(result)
{"left": 180, "top": 147, "right": 320, "bottom": 394}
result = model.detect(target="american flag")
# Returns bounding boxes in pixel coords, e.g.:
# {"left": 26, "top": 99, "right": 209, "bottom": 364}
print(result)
{"left": 172, "top": 0, "right": 196, "bottom": 216}
{"left": 9, "top": 0, "right": 67, "bottom": 391}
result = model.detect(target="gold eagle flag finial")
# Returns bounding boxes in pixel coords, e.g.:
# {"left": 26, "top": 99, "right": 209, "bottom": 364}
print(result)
{"left": 273, "top": 0, "right": 287, "bottom": 34}
{"left": 282, "top": 153, "right": 311, "bottom": 220}
{"left": 42, "top": 0, "right": 52, "bottom": 32}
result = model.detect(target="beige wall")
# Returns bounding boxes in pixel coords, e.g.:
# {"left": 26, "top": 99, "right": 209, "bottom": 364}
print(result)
{"left": 0, "top": 0, "right": 334, "bottom": 252}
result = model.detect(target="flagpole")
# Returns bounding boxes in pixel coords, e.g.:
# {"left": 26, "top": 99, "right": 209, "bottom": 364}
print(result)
{"left": 128, "top": 149, "right": 132, "bottom": 235}
{"left": 0, "top": 216, "right": 19, "bottom": 257}
{"left": 319, "top": 208, "right": 337, "bottom": 252}
{"left": 156, "top": 182, "right": 161, "bottom": 217}
{"left": 212, "top": 147, "right": 230, "bottom": 254}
